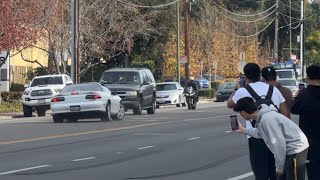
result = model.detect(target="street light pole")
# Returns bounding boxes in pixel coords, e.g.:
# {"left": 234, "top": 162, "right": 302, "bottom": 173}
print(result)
{"left": 274, "top": 0, "right": 279, "bottom": 62}
{"left": 289, "top": 0, "right": 292, "bottom": 57}
{"left": 176, "top": 1, "right": 180, "bottom": 84}
{"left": 184, "top": 0, "right": 190, "bottom": 79}
{"left": 71, "top": 0, "right": 79, "bottom": 83}
{"left": 300, "top": 0, "right": 304, "bottom": 78}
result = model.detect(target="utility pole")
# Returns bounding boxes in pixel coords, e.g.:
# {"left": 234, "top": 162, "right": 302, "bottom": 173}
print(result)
{"left": 71, "top": 0, "right": 79, "bottom": 83}
{"left": 176, "top": 1, "right": 180, "bottom": 84}
{"left": 274, "top": 0, "right": 279, "bottom": 62}
{"left": 289, "top": 0, "right": 292, "bottom": 57}
{"left": 300, "top": 0, "right": 304, "bottom": 78}
{"left": 184, "top": 0, "right": 190, "bottom": 79}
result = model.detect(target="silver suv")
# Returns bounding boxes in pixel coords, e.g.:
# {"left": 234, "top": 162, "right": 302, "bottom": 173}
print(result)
{"left": 22, "top": 74, "right": 73, "bottom": 117}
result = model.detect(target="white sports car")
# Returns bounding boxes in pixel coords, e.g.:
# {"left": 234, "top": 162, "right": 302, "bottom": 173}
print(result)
{"left": 50, "top": 82, "right": 125, "bottom": 123}
{"left": 156, "top": 82, "right": 186, "bottom": 108}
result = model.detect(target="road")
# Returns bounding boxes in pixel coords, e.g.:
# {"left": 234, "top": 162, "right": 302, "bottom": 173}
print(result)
{"left": 0, "top": 102, "right": 298, "bottom": 180}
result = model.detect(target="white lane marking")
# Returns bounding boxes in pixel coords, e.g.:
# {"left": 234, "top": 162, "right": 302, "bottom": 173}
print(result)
{"left": 72, "top": 157, "right": 96, "bottom": 162}
{"left": 116, "top": 152, "right": 124, "bottom": 154}
{"left": 225, "top": 131, "right": 232, "bottom": 133}
{"left": 138, "top": 146, "right": 154, "bottom": 150}
{"left": 187, "top": 137, "right": 200, "bottom": 141}
{"left": 0, "top": 165, "right": 51, "bottom": 175}
{"left": 226, "top": 172, "right": 254, "bottom": 180}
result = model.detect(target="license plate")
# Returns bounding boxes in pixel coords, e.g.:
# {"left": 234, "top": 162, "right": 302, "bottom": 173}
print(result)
{"left": 70, "top": 106, "right": 81, "bottom": 112}
{"left": 38, "top": 99, "right": 46, "bottom": 104}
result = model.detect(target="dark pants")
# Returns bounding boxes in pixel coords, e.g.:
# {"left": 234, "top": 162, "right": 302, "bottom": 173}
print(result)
{"left": 307, "top": 160, "right": 320, "bottom": 180}
{"left": 249, "top": 138, "right": 277, "bottom": 180}
{"left": 277, "top": 148, "right": 308, "bottom": 180}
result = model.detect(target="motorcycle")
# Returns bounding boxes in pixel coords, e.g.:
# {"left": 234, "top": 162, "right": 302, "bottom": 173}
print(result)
{"left": 184, "top": 86, "right": 197, "bottom": 110}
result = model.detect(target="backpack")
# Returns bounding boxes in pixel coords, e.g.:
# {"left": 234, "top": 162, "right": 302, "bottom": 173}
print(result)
{"left": 244, "top": 84, "right": 275, "bottom": 127}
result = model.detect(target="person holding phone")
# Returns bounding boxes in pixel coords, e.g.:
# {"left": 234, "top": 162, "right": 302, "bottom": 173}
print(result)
{"left": 227, "top": 63, "right": 289, "bottom": 180}
{"left": 234, "top": 97, "right": 309, "bottom": 180}
{"left": 291, "top": 64, "right": 320, "bottom": 180}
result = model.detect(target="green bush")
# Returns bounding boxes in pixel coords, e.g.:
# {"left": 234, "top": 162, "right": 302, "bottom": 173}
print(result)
{"left": 198, "top": 89, "right": 215, "bottom": 98}
{"left": 0, "top": 101, "right": 22, "bottom": 113}
{"left": 10, "top": 83, "right": 25, "bottom": 92}
{"left": 1, "top": 92, "right": 23, "bottom": 102}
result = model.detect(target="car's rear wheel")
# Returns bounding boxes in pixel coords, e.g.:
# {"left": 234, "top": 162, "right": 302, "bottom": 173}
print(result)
{"left": 133, "top": 98, "right": 143, "bottom": 115}
{"left": 147, "top": 99, "right": 156, "bottom": 114}
{"left": 101, "top": 102, "right": 112, "bottom": 121}
{"left": 37, "top": 107, "right": 46, "bottom": 117}
{"left": 23, "top": 104, "right": 33, "bottom": 117}
{"left": 53, "top": 114, "right": 64, "bottom": 123}
{"left": 113, "top": 103, "right": 125, "bottom": 120}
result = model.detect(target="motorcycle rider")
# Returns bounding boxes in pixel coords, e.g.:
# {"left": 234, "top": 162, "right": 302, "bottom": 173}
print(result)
{"left": 185, "top": 76, "right": 199, "bottom": 102}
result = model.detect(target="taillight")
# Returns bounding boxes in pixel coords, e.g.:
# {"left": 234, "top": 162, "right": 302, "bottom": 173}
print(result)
{"left": 51, "top": 97, "right": 65, "bottom": 102}
{"left": 85, "top": 95, "right": 101, "bottom": 100}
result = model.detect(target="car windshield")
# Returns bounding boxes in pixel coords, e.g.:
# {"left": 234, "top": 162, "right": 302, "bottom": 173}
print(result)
{"left": 156, "top": 84, "right": 177, "bottom": 91}
{"left": 276, "top": 71, "right": 294, "bottom": 79}
{"left": 31, "top": 76, "right": 63, "bottom": 87}
{"left": 100, "top": 71, "right": 141, "bottom": 84}
{"left": 278, "top": 80, "right": 296, "bottom": 86}
{"left": 219, "top": 82, "right": 236, "bottom": 90}
{"left": 61, "top": 84, "right": 102, "bottom": 93}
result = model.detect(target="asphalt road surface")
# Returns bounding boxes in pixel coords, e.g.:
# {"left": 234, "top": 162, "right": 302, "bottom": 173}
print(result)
{"left": 0, "top": 103, "right": 300, "bottom": 180}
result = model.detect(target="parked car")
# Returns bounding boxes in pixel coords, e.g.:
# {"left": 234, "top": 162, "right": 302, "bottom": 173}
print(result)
{"left": 196, "top": 76, "right": 209, "bottom": 89}
{"left": 156, "top": 82, "right": 186, "bottom": 108}
{"left": 22, "top": 74, "right": 73, "bottom": 117}
{"left": 50, "top": 82, "right": 125, "bottom": 123}
{"left": 215, "top": 82, "right": 237, "bottom": 102}
{"left": 277, "top": 78, "right": 299, "bottom": 98}
{"left": 99, "top": 68, "right": 156, "bottom": 115}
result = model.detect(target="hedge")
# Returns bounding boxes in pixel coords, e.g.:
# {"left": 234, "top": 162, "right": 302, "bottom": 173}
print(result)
{"left": 0, "top": 101, "right": 22, "bottom": 113}
{"left": 10, "top": 83, "right": 25, "bottom": 92}
{"left": 198, "top": 89, "right": 215, "bottom": 98}
{"left": 1, "top": 92, "right": 23, "bottom": 102}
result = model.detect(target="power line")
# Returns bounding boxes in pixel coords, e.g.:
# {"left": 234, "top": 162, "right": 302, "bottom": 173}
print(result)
{"left": 203, "top": 0, "right": 276, "bottom": 23}
{"left": 116, "top": 0, "right": 180, "bottom": 8}
{"left": 279, "top": 0, "right": 301, "bottom": 12}
{"left": 279, "top": 11, "right": 301, "bottom": 20}
{"left": 196, "top": 4, "right": 276, "bottom": 38}
{"left": 207, "top": 0, "right": 277, "bottom": 17}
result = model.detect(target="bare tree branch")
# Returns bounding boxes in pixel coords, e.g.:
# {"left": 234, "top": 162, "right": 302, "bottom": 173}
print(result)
{"left": 20, "top": 52, "right": 50, "bottom": 74}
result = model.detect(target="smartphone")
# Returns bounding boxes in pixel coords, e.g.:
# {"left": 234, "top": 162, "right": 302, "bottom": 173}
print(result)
{"left": 298, "top": 83, "right": 305, "bottom": 90}
{"left": 230, "top": 115, "right": 239, "bottom": 131}
{"left": 238, "top": 75, "right": 246, "bottom": 87}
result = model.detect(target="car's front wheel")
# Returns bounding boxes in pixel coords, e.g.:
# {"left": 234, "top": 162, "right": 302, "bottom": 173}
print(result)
{"left": 53, "top": 114, "right": 64, "bottom": 123}
{"left": 37, "top": 107, "right": 46, "bottom": 117}
{"left": 113, "top": 103, "right": 125, "bottom": 120}
{"left": 133, "top": 98, "right": 143, "bottom": 115}
{"left": 147, "top": 99, "right": 156, "bottom": 114}
{"left": 101, "top": 102, "right": 112, "bottom": 121}
{"left": 23, "top": 104, "right": 33, "bottom": 117}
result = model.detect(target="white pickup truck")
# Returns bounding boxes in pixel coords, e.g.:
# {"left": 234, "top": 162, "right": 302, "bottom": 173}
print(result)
{"left": 22, "top": 74, "right": 73, "bottom": 117}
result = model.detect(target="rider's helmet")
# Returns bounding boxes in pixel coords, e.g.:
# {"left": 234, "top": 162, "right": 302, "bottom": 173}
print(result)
{"left": 189, "top": 76, "right": 195, "bottom": 81}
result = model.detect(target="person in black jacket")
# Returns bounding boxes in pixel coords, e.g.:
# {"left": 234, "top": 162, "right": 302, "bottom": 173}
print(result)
{"left": 185, "top": 76, "right": 198, "bottom": 102}
{"left": 291, "top": 64, "right": 320, "bottom": 180}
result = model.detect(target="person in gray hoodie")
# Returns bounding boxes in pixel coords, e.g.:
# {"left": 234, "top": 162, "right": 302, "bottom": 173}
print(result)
{"left": 234, "top": 97, "right": 309, "bottom": 180}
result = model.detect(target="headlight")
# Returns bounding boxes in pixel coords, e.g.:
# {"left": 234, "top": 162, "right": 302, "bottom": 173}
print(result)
{"left": 127, "top": 91, "right": 137, "bottom": 96}
{"left": 23, "top": 90, "right": 30, "bottom": 95}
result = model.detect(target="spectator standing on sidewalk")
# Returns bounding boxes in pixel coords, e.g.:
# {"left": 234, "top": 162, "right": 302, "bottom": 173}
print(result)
{"left": 291, "top": 64, "right": 320, "bottom": 180}
{"left": 227, "top": 63, "right": 289, "bottom": 180}
{"left": 235, "top": 97, "right": 309, "bottom": 180}
{"left": 261, "top": 66, "right": 293, "bottom": 118}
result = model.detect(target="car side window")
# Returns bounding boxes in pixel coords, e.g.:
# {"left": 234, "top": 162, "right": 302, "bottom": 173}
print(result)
{"left": 146, "top": 70, "right": 155, "bottom": 83}
{"left": 142, "top": 71, "right": 149, "bottom": 83}
{"left": 64, "top": 76, "right": 68, "bottom": 84}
